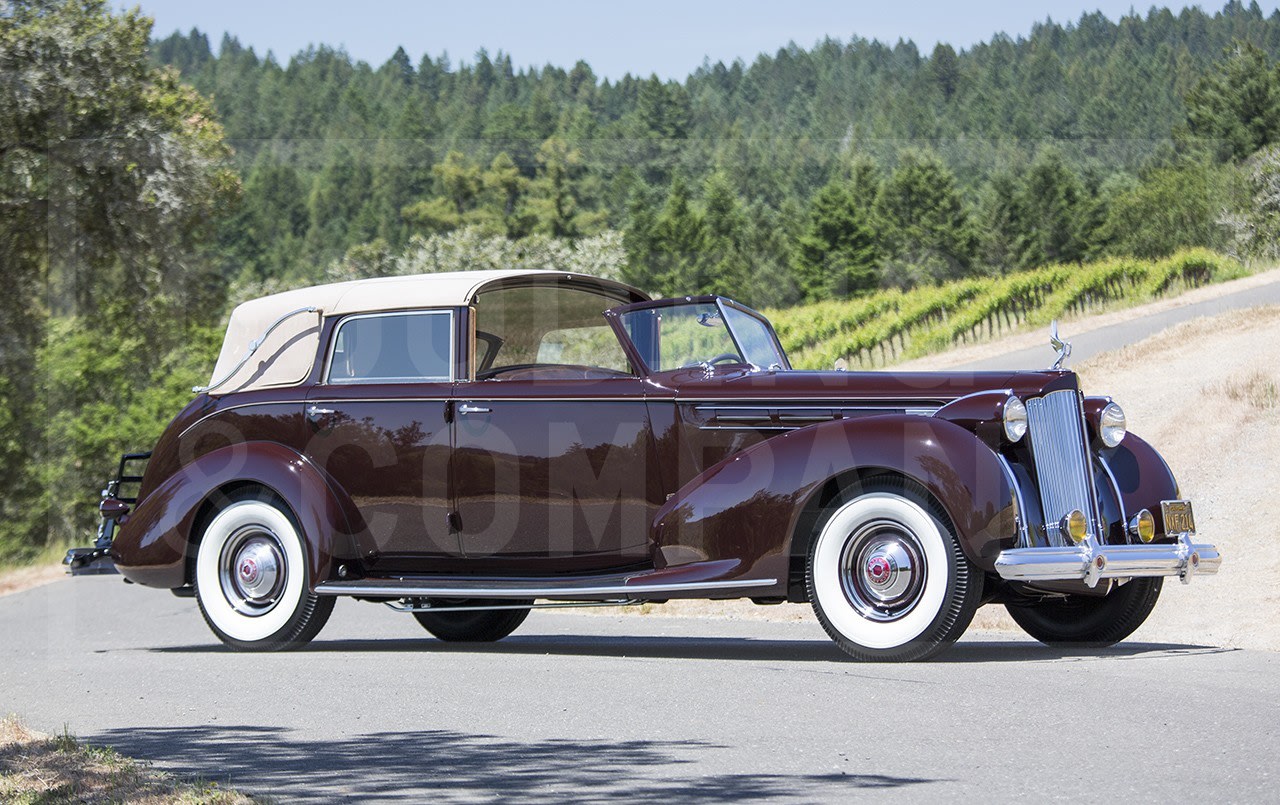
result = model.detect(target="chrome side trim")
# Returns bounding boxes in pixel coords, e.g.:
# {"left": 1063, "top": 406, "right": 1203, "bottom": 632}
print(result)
{"left": 178, "top": 400, "right": 309, "bottom": 439}
{"left": 194, "top": 306, "right": 319, "bottom": 394}
{"left": 315, "top": 577, "right": 778, "bottom": 598}
{"left": 385, "top": 598, "right": 643, "bottom": 613}
{"left": 995, "top": 454, "right": 1032, "bottom": 549}
{"left": 678, "top": 397, "right": 947, "bottom": 405}
{"left": 1095, "top": 453, "right": 1127, "bottom": 542}
{"left": 691, "top": 403, "right": 941, "bottom": 431}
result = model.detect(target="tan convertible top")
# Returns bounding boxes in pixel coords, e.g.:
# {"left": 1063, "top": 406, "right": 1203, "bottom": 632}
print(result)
{"left": 204, "top": 270, "right": 646, "bottom": 396}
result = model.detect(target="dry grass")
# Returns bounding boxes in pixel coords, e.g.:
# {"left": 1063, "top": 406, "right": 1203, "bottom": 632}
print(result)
{"left": 0, "top": 564, "right": 64, "bottom": 599}
{"left": 0, "top": 716, "right": 258, "bottom": 804}
{"left": 1215, "top": 370, "right": 1280, "bottom": 411}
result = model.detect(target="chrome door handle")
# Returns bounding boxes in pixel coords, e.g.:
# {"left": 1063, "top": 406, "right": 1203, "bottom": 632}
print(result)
{"left": 457, "top": 403, "right": 491, "bottom": 415}
{"left": 307, "top": 405, "right": 335, "bottom": 417}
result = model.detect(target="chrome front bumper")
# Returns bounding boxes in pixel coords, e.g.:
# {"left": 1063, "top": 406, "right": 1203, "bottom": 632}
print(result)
{"left": 994, "top": 532, "right": 1221, "bottom": 588}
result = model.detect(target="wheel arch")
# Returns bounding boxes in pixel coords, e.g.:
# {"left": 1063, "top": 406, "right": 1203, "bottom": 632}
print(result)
{"left": 112, "top": 440, "right": 364, "bottom": 591}
{"left": 649, "top": 415, "right": 1019, "bottom": 601}
{"left": 785, "top": 467, "right": 958, "bottom": 603}
{"left": 185, "top": 480, "right": 306, "bottom": 587}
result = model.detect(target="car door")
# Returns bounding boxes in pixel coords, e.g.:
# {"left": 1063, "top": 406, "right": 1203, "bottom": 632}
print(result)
{"left": 302, "top": 308, "right": 458, "bottom": 572}
{"left": 450, "top": 375, "right": 660, "bottom": 574}
{"left": 449, "top": 282, "right": 664, "bottom": 574}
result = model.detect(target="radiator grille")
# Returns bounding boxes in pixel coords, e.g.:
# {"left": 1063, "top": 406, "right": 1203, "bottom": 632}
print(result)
{"left": 1026, "top": 389, "right": 1099, "bottom": 546}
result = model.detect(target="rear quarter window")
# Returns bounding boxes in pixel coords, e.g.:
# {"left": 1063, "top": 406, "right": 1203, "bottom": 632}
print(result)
{"left": 327, "top": 310, "right": 453, "bottom": 383}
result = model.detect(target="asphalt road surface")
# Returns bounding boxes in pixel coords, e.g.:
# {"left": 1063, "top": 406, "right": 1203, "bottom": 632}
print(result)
{"left": 4, "top": 577, "right": 1277, "bottom": 802}
{"left": 955, "top": 273, "right": 1280, "bottom": 370}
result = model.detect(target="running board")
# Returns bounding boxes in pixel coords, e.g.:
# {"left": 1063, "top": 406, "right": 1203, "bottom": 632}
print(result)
{"left": 314, "top": 576, "right": 777, "bottom": 599}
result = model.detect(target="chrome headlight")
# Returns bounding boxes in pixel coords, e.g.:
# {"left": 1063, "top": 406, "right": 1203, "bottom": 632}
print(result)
{"left": 1003, "top": 396, "right": 1028, "bottom": 442}
{"left": 1099, "top": 401, "right": 1127, "bottom": 447}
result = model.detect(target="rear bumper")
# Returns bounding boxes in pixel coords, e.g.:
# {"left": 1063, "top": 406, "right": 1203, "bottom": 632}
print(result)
{"left": 994, "top": 532, "right": 1220, "bottom": 588}
{"left": 63, "top": 547, "right": 118, "bottom": 576}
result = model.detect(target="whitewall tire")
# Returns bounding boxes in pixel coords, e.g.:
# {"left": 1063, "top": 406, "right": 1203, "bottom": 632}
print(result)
{"left": 194, "top": 493, "right": 333, "bottom": 651}
{"left": 807, "top": 483, "right": 983, "bottom": 662}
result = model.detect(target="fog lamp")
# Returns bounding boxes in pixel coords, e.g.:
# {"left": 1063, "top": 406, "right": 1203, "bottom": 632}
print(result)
{"left": 1129, "top": 509, "right": 1156, "bottom": 544}
{"left": 1060, "top": 509, "right": 1088, "bottom": 543}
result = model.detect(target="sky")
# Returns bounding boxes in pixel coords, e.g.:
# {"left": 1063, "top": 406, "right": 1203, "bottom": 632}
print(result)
{"left": 121, "top": 1, "right": 1280, "bottom": 81}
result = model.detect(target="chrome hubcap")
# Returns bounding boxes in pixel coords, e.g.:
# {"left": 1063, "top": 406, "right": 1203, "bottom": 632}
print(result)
{"left": 839, "top": 520, "right": 927, "bottom": 622}
{"left": 219, "top": 527, "right": 286, "bottom": 616}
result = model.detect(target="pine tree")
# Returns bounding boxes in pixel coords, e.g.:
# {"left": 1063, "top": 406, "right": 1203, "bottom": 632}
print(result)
{"left": 1015, "top": 147, "right": 1086, "bottom": 267}
{"left": 874, "top": 149, "right": 976, "bottom": 283}
{"left": 699, "top": 171, "right": 747, "bottom": 293}
{"left": 1185, "top": 41, "right": 1280, "bottom": 160}
{"left": 791, "top": 179, "right": 879, "bottom": 300}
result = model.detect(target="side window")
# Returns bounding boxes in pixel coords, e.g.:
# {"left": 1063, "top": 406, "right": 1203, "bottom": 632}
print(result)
{"left": 327, "top": 310, "right": 453, "bottom": 384}
{"left": 473, "top": 286, "right": 632, "bottom": 378}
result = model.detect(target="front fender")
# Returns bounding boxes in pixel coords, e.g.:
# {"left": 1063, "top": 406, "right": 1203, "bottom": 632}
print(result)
{"left": 650, "top": 415, "right": 1018, "bottom": 593}
{"left": 1098, "top": 432, "right": 1181, "bottom": 537}
{"left": 112, "top": 441, "right": 361, "bottom": 590}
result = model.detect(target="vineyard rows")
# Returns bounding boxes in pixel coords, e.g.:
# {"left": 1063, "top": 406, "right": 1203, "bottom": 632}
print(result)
{"left": 767, "top": 249, "right": 1244, "bottom": 370}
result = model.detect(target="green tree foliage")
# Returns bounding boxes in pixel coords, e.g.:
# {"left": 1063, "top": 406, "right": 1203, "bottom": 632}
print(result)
{"left": 1221, "top": 144, "right": 1280, "bottom": 260}
{"left": 526, "top": 137, "right": 600, "bottom": 237}
{"left": 874, "top": 149, "right": 976, "bottom": 284}
{"left": 650, "top": 175, "right": 706, "bottom": 295}
{"left": 791, "top": 179, "right": 879, "bottom": 300}
{"left": 700, "top": 171, "right": 749, "bottom": 293}
{"left": 1103, "top": 160, "right": 1239, "bottom": 257}
{"left": 930, "top": 43, "right": 961, "bottom": 100}
{"left": 1185, "top": 41, "right": 1280, "bottom": 160}
{"left": 143, "top": 2, "right": 1280, "bottom": 291}
{"left": 0, "top": 0, "right": 236, "bottom": 558}
{"left": 1014, "top": 147, "right": 1088, "bottom": 268}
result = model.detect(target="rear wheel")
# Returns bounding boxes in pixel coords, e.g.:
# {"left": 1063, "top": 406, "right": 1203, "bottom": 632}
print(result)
{"left": 194, "top": 491, "right": 333, "bottom": 651}
{"left": 413, "top": 599, "right": 532, "bottom": 642}
{"left": 806, "top": 482, "right": 983, "bottom": 662}
{"left": 1005, "top": 577, "right": 1162, "bottom": 647}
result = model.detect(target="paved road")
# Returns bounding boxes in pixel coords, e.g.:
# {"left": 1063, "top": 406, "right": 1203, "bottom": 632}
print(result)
{"left": 4, "top": 578, "right": 1277, "bottom": 802}
{"left": 955, "top": 274, "right": 1280, "bottom": 370}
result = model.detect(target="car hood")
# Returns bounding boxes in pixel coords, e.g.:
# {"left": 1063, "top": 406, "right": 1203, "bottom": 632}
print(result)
{"left": 651, "top": 367, "right": 1081, "bottom": 405}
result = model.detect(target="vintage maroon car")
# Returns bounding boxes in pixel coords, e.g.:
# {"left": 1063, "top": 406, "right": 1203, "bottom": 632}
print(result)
{"left": 66, "top": 269, "right": 1219, "bottom": 660}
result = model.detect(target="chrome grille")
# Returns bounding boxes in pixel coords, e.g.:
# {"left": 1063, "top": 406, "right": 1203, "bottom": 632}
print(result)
{"left": 1026, "top": 389, "right": 1099, "bottom": 546}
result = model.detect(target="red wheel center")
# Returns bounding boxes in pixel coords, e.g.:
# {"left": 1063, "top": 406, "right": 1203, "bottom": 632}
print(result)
{"left": 239, "top": 558, "right": 259, "bottom": 583}
{"left": 867, "top": 556, "right": 892, "bottom": 584}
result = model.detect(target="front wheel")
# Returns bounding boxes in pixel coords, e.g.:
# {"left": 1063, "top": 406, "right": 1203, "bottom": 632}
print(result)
{"left": 194, "top": 493, "right": 333, "bottom": 651}
{"left": 1005, "top": 577, "right": 1163, "bottom": 647}
{"left": 807, "top": 483, "right": 983, "bottom": 662}
{"left": 413, "top": 600, "right": 532, "bottom": 642}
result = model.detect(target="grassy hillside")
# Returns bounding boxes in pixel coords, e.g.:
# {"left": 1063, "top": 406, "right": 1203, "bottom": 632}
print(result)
{"left": 768, "top": 249, "right": 1246, "bottom": 370}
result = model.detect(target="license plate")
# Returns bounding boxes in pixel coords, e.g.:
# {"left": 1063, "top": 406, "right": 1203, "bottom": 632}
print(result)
{"left": 1161, "top": 500, "right": 1196, "bottom": 535}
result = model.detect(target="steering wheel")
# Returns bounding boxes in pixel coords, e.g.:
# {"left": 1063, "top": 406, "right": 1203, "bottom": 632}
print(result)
{"left": 706, "top": 352, "right": 741, "bottom": 365}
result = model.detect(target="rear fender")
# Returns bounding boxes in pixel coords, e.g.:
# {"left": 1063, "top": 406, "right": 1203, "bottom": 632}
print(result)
{"left": 650, "top": 415, "right": 1018, "bottom": 595}
{"left": 112, "top": 441, "right": 363, "bottom": 590}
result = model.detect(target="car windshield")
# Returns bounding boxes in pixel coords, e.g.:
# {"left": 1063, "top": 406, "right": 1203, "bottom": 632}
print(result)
{"left": 616, "top": 299, "right": 789, "bottom": 373}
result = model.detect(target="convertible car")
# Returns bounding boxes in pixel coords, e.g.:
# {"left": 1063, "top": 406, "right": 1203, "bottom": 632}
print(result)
{"left": 66, "top": 269, "right": 1219, "bottom": 660}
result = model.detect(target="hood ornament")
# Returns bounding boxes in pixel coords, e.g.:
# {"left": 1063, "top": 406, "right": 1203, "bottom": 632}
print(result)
{"left": 1048, "top": 320, "right": 1072, "bottom": 370}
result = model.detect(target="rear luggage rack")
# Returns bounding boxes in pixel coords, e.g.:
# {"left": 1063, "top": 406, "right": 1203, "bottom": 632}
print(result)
{"left": 64, "top": 451, "right": 151, "bottom": 576}
{"left": 110, "top": 452, "right": 151, "bottom": 504}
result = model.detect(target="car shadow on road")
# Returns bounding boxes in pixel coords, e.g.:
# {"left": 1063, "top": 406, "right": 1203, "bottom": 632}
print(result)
{"left": 147, "top": 634, "right": 1232, "bottom": 664}
{"left": 89, "top": 724, "right": 939, "bottom": 803}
